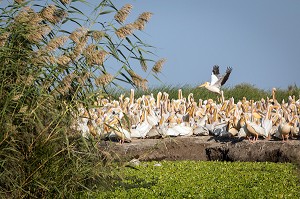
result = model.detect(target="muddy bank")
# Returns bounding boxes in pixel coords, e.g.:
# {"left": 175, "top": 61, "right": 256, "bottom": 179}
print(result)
{"left": 99, "top": 136, "right": 300, "bottom": 164}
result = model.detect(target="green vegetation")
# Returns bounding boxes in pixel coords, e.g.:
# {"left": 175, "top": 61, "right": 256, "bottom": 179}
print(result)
{"left": 116, "top": 83, "right": 300, "bottom": 103}
{"left": 94, "top": 161, "right": 300, "bottom": 199}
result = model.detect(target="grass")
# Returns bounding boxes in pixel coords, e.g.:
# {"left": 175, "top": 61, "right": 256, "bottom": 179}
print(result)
{"left": 90, "top": 160, "right": 300, "bottom": 199}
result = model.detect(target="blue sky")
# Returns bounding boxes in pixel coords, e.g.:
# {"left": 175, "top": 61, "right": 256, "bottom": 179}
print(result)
{"left": 2, "top": 0, "right": 299, "bottom": 90}
{"left": 118, "top": 0, "right": 300, "bottom": 90}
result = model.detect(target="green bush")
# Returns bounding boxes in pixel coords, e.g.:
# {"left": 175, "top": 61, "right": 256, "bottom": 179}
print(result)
{"left": 127, "top": 83, "right": 299, "bottom": 103}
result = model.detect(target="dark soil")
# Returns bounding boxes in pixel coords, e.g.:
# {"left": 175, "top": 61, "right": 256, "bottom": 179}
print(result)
{"left": 99, "top": 136, "right": 300, "bottom": 164}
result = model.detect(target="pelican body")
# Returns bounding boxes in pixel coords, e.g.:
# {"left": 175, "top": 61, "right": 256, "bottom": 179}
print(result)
{"left": 199, "top": 65, "right": 232, "bottom": 94}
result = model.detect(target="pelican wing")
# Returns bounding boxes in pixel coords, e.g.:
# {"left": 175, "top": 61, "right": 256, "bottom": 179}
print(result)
{"left": 212, "top": 65, "right": 220, "bottom": 76}
{"left": 213, "top": 66, "right": 232, "bottom": 87}
{"left": 220, "top": 67, "right": 232, "bottom": 86}
{"left": 211, "top": 65, "right": 221, "bottom": 85}
{"left": 210, "top": 73, "right": 219, "bottom": 86}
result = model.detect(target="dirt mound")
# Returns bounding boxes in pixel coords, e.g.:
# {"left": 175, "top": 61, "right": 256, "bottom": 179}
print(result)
{"left": 99, "top": 136, "right": 300, "bottom": 164}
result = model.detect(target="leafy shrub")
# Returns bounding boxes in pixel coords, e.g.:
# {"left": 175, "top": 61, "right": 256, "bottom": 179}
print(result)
{"left": 225, "top": 83, "right": 268, "bottom": 101}
{"left": 128, "top": 83, "right": 299, "bottom": 103}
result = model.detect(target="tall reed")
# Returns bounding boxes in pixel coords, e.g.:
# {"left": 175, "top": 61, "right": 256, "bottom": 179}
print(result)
{"left": 0, "top": 0, "right": 163, "bottom": 198}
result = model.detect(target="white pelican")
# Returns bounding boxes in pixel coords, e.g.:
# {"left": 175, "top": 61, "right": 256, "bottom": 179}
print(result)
{"left": 276, "top": 115, "right": 299, "bottom": 141}
{"left": 199, "top": 65, "right": 232, "bottom": 95}
{"left": 243, "top": 113, "right": 266, "bottom": 142}
{"left": 130, "top": 108, "right": 153, "bottom": 138}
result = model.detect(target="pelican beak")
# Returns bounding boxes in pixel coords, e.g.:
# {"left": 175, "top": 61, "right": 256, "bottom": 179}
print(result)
{"left": 198, "top": 83, "right": 206, "bottom": 88}
{"left": 252, "top": 112, "right": 262, "bottom": 119}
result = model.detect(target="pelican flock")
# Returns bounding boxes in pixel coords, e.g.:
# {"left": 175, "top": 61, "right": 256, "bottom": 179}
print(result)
{"left": 72, "top": 85, "right": 300, "bottom": 143}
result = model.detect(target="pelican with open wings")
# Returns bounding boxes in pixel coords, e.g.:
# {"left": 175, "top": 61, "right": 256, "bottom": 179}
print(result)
{"left": 199, "top": 65, "right": 232, "bottom": 94}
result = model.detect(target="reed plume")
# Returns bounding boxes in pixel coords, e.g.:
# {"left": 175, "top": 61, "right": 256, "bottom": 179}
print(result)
{"left": 141, "top": 79, "right": 148, "bottom": 91}
{"left": 128, "top": 69, "right": 147, "bottom": 90}
{"left": 92, "top": 31, "right": 105, "bottom": 42}
{"left": 14, "top": 7, "right": 43, "bottom": 27}
{"left": 71, "top": 35, "right": 88, "bottom": 59}
{"left": 55, "top": 72, "right": 76, "bottom": 95}
{"left": 77, "top": 72, "right": 91, "bottom": 85}
{"left": 52, "top": 9, "right": 68, "bottom": 24}
{"left": 14, "top": 7, "right": 34, "bottom": 24}
{"left": 83, "top": 44, "right": 108, "bottom": 65}
{"left": 57, "top": 54, "right": 71, "bottom": 65}
{"left": 69, "top": 27, "right": 88, "bottom": 44}
{"left": 95, "top": 73, "right": 114, "bottom": 86}
{"left": 13, "top": 7, "right": 48, "bottom": 43}
{"left": 133, "top": 12, "right": 152, "bottom": 30}
{"left": 46, "top": 55, "right": 57, "bottom": 65}
{"left": 27, "top": 24, "right": 51, "bottom": 43}
{"left": 128, "top": 69, "right": 142, "bottom": 81}
{"left": 140, "top": 59, "right": 147, "bottom": 72}
{"left": 114, "top": 4, "right": 133, "bottom": 23}
{"left": 45, "top": 35, "right": 68, "bottom": 52}
{"left": 115, "top": 23, "right": 135, "bottom": 39}
{"left": 152, "top": 58, "right": 166, "bottom": 74}
{"left": 40, "top": 5, "right": 57, "bottom": 23}
{"left": 32, "top": 53, "right": 57, "bottom": 67}
{"left": 59, "top": 0, "right": 70, "bottom": 4}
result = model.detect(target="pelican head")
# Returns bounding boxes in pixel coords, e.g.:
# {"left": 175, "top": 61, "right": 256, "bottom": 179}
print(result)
{"left": 199, "top": 81, "right": 221, "bottom": 94}
{"left": 198, "top": 82, "right": 210, "bottom": 88}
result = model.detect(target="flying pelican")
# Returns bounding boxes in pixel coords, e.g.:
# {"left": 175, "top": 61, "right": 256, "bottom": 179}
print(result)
{"left": 198, "top": 65, "right": 232, "bottom": 95}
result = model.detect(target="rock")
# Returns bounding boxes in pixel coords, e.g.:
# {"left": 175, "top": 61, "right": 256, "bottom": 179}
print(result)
{"left": 147, "top": 127, "right": 162, "bottom": 139}
{"left": 193, "top": 126, "right": 209, "bottom": 136}
{"left": 102, "top": 136, "right": 300, "bottom": 165}
{"left": 128, "top": 158, "right": 141, "bottom": 167}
